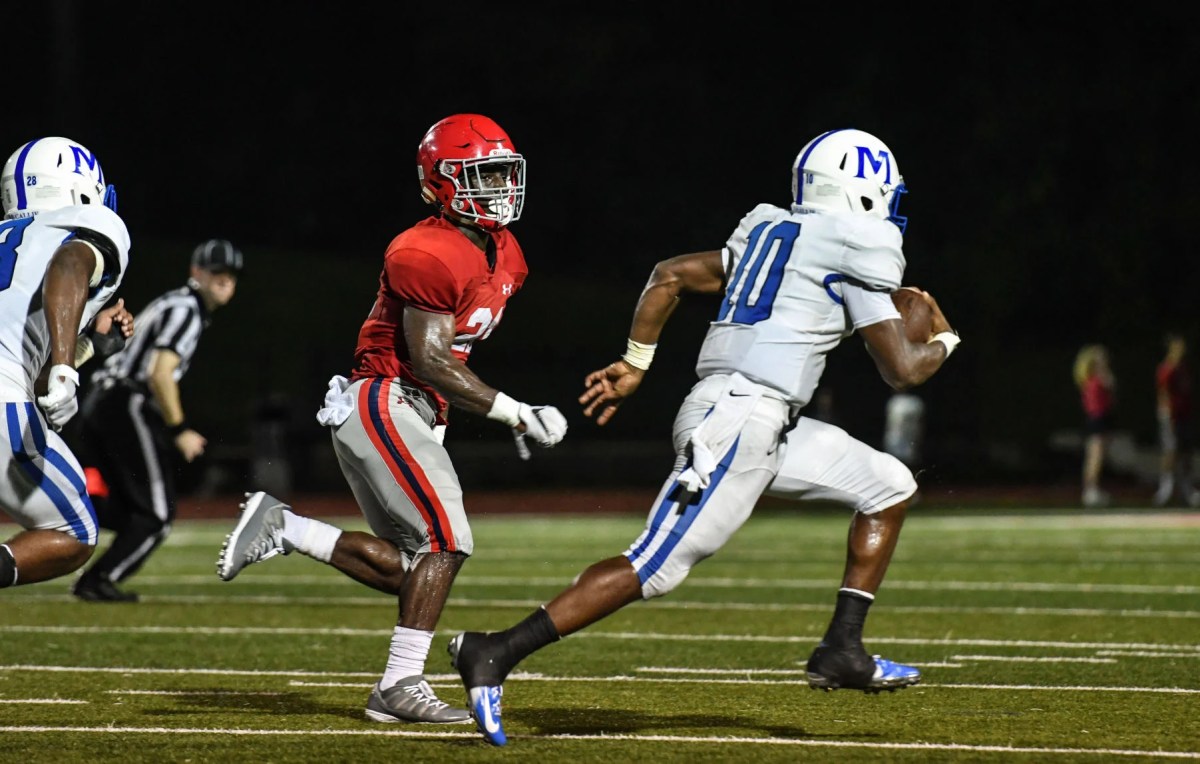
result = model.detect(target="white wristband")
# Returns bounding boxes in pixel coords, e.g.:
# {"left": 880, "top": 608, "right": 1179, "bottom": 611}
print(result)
{"left": 622, "top": 338, "right": 657, "bottom": 371}
{"left": 48, "top": 364, "right": 80, "bottom": 385}
{"left": 930, "top": 331, "right": 961, "bottom": 358}
{"left": 486, "top": 391, "right": 522, "bottom": 427}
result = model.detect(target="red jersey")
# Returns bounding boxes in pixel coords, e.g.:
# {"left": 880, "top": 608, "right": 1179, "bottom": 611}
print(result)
{"left": 1080, "top": 375, "right": 1115, "bottom": 419}
{"left": 351, "top": 216, "right": 528, "bottom": 423}
{"left": 1157, "top": 360, "right": 1193, "bottom": 422}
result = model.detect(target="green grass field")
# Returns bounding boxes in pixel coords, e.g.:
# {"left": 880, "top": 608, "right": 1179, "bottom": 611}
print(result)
{"left": 2, "top": 505, "right": 1198, "bottom": 762}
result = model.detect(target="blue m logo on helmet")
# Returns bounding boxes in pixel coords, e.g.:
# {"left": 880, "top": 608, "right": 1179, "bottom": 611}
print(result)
{"left": 856, "top": 147, "right": 892, "bottom": 184}
{"left": 70, "top": 146, "right": 104, "bottom": 184}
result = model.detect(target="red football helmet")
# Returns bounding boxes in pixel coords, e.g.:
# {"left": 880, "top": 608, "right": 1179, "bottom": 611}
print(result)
{"left": 416, "top": 114, "right": 525, "bottom": 232}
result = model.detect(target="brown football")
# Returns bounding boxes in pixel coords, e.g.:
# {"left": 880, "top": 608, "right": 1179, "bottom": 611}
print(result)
{"left": 891, "top": 287, "right": 933, "bottom": 343}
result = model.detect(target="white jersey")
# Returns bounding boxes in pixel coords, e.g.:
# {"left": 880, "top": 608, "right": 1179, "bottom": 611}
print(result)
{"left": 0, "top": 205, "right": 131, "bottom": 400}
{"left": 695, "top": 203, "right": 905, "bottom": 408}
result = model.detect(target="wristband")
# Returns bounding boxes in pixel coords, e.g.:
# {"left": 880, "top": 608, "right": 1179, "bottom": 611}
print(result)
{"left": 48, "top": 364, "right": 80, "bottom": 386}
{"left": 166, "top": 421, "right": 190, "bottom": 437}
{"left": 622, "top": 338, "right": 657, "bottom": 371}
{"left": 486, "top": 392, "right": 522, "bottom": 427}
{"left": 930, "top": 331, "right": 961, "bottom": 358}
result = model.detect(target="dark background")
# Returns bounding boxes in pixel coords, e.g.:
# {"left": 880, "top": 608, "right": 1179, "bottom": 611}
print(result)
{"left": 10, "top": 3, "right": 1200, "bottom": 496}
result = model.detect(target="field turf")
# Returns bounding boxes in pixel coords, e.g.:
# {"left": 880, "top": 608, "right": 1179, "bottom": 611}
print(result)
{"left": 2, "top": 503, "right": 1197, "bottom": 762}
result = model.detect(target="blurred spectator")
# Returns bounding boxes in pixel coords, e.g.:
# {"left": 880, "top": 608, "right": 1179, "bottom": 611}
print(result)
{"left": 1153, "top": 333, "right": 1198, "bottom": 507}
{"left": 1073, "top": 344, "right": 1116, "bottom": 508}
{"left": 883, "top": 392, "right": 925, "bottom": 470}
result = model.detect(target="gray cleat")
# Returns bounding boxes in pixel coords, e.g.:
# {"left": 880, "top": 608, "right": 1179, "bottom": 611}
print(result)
{"left": 216, "top": 491, "right": 291, "bottom": 581}
{"left": 364, "top": 676, "right": 472, "bottom": 724}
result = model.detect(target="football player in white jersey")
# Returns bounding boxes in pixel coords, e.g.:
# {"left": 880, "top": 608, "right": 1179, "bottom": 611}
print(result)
{"left": 0, "top": 137, "right": 133, "bottom": 590}
{"left": 449, "top": 129, "right": 959, "bottom": 746}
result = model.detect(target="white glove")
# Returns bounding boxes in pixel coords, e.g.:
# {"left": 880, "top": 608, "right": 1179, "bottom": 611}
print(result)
{"left": 488, "top": 392, "right": 568, "bottom": 453}
{"left": 516, "top": 404, "right": 568, "bottom": 448}
{"left": 37, "top": 364, "right": 80, "bottom": 431}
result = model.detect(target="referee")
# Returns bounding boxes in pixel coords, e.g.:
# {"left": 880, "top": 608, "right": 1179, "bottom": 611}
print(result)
{"left": 72, "top": 239, "right": 244, "bottom": 602}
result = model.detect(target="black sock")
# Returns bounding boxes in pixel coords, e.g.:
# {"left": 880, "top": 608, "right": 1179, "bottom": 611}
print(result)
{"left": 821, "top": 590, "right": 873, "bottom": 649}
{"left": 501, "top": 606, "right": 561, "bottom": 660}
{"left": 0, "top": 544, "right": 17, "bottom": 588}
{"left": 463, "top": 607, "right": 560, "bottom": 685}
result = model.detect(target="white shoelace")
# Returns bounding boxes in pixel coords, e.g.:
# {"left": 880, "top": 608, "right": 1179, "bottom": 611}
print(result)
{"left": 246, "top": 528, "right": 284, "bottom": 562}
{"left": 402, "top": 680, "right": 451, "bottom": 709}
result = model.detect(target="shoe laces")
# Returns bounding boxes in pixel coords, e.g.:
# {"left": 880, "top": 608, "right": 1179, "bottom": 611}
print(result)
{"left": 246, "top": 526, "right": 285, "bottom": 561}
{"left": 400, "top": 679, "right": 451, "bottom": 710}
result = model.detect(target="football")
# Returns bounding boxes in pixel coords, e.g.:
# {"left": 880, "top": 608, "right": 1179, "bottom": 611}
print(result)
{"left": 891, "top": 287, "right": 933, "bottom": 343}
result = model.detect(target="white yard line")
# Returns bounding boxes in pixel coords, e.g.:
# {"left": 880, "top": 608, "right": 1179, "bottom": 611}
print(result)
{"left": 4, "top": 665, "right": 1197, "bottom": 695}
{"left": 1, "top": 628, "right": 1198, "bottom": 654}
{"left": 0, "top": 725, "right": 1195, "bottom": 758}
{"left": 5, "top": 594, "right": 1200, "bottom": 618}
{"left": 121, "top": 573, "right": 1200, "bottom": 595}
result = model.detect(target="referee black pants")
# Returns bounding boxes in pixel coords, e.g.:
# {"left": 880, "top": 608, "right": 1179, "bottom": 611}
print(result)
{"left": 76, "top": 384, "right": 178, "bottom": 584}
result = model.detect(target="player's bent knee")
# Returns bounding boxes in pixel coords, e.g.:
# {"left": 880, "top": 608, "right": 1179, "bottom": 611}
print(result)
{"left": 858, "top": 451, "right": 918, "bottom": 515}
{"left": 638, "top": 563, "right": 692, "bottom": 599}
{"left": 64, "top": 540, "right": 95, "bottom": 571}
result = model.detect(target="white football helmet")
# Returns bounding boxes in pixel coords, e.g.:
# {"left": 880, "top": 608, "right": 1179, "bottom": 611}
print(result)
{"left": 2, "top": 137, "right": 116, "bottom": 219}
{"left": 791, "top": 129, "right": 908, "bottom": 232}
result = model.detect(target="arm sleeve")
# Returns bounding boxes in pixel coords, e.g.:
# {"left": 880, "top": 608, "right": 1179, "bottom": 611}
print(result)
{"left": 844, "top": 284, "right": 901, "bottom": 329}
{"left": 383, "top": 249, "right": 460, "bottom": 314}
{"left": 70, "top": 228, "right": 120, "bottom": 287}
{"left": 46, "top": 205, "right": 131, "bottom": 285}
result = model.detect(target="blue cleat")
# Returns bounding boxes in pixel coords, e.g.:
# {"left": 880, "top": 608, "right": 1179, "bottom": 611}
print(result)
{"left": 467, "top": 685, "right": 506, "bottom": 746}
{"left": 806, "top": 643, "right": 921, "bottom": 693}
{"left": 449, "top": 632, "right": 508, "bottom": 746}
{"left": 863, "top": 656, "right": 922, "bottom": 692}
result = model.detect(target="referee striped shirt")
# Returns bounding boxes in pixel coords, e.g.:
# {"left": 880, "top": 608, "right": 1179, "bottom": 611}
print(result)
{"left": 92, "top": 285, "right": 209, "bottom": 391}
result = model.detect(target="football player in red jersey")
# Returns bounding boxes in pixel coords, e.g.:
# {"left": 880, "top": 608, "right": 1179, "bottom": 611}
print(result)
{"left": 216, "top": 114, "right": 567, "bottom": 723}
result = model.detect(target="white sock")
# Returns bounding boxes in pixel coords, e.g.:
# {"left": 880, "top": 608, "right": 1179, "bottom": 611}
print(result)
{"left": 839, "top": 587, "right": 875, "bottom": 601}
{"left": 281, "top": 510, "right": 340, "bottom": 563}
{"left": 380, "top": 626, "right": 433, "bottom": 689}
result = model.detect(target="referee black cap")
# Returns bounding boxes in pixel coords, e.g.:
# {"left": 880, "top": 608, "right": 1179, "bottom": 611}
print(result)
{"left": 191, "top": 238, "right": 244, "bottom": 274}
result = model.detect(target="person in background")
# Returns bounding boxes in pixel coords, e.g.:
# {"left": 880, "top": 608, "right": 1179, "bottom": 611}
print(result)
{"left": 1073, "top": 344, "right": 1116, "bottom": 508}
{"left": 1153, "top": 333, "right": 1198, "bottom": 507}
{"left": 883, "top": 392, "right": 925, "bottom": 471}
{"left": 71, "top": 239, "right": 242, "bottom": 602}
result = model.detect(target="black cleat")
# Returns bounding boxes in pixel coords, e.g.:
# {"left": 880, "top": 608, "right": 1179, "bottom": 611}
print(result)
{"left": 72, "top": 576, "right": 139, "bottom": 603}
{"left": 805, "top": 643, "right": 921, "bottom": 694}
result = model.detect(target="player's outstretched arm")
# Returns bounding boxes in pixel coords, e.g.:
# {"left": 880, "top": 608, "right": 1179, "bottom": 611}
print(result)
{"left": 580, "top": 360, "right": 645, "bottom": 426}
{"left": 859, "top": 291, "right": 958, "bottom": 390}
{"left": 581, "top": 250, "right": 725, "bottom": 427}
{"left": 404, "top": 306, "right": 566, "bottom": 447}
